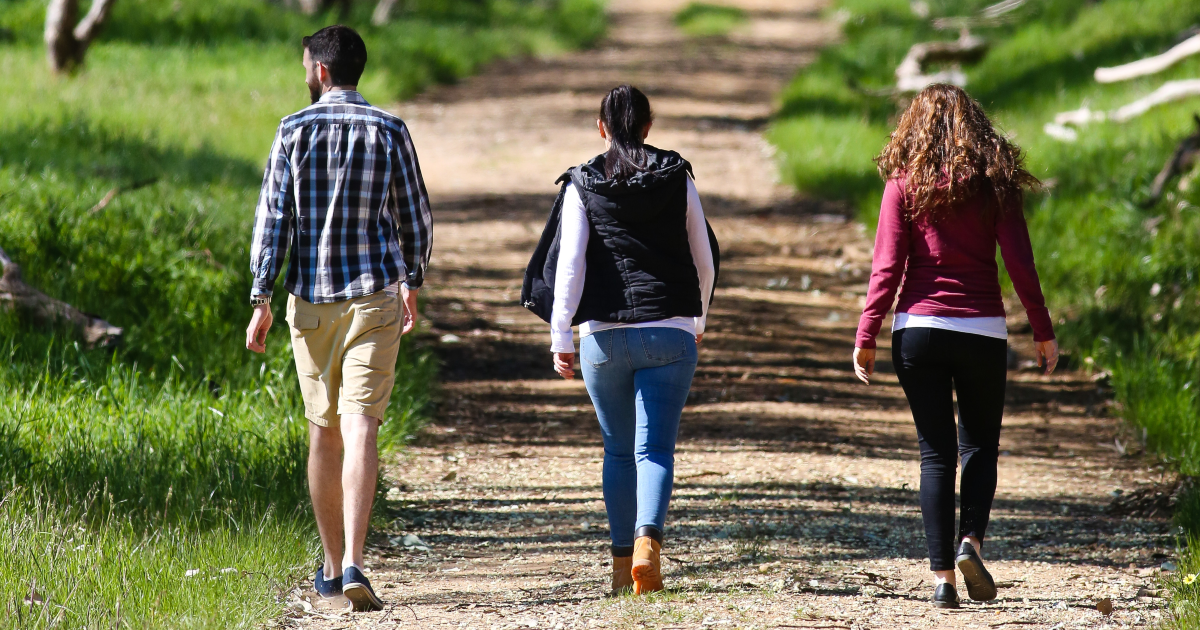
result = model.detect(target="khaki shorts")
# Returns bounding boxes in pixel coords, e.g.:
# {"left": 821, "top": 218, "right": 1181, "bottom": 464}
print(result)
{"left": 286, "top": 291, "right": 402, "bottom": 428}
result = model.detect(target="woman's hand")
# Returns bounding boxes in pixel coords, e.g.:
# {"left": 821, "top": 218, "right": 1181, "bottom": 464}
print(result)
{"left": 1036, "top": 339, "right": 1059, "bottom": 375}
{"left": 853, "top": 346, "right": 875, "bottom": 385}
{"left": 553, "top": 351, "right": 576, "bottom": 380}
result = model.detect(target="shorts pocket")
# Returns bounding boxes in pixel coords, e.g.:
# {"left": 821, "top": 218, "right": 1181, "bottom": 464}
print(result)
{"left": 290, "top": 313, "right": 320, "bottom": 330}
{"left": 582, "top": 332, "right": 613, "bottom": 367}
{"left": 639, "top": 328, "right": 687, "bottom": 362}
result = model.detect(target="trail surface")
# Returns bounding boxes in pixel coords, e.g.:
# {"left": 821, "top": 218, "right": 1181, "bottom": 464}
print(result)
{"left": 288, "top": 1, "right": 1176, "bottom": 627}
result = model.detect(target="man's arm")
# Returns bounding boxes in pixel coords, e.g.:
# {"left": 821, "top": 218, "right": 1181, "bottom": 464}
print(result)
{"left": 246, "top": 126, "right": 296, "bottom": 353}
{"left": 387, "top": 123, "right": 433, "bottom": 291}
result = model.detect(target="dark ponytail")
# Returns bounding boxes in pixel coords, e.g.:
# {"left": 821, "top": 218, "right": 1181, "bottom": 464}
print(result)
{"left": 600, "top": 85, "right": 654, "bottom": 181}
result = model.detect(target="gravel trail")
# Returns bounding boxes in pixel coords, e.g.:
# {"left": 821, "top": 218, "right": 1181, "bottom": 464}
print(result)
{"left": 285, "top": 1, "right": 1175, "bottom": 627}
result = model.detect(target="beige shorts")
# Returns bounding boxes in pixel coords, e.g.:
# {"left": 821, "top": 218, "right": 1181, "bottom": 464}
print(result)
{"left": 286, "top": 291, "right": 402, "bottom": 428}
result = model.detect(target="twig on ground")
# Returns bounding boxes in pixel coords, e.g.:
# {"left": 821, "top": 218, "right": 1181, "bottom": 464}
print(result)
{"left": 87, "top": 177, "right": 158, "bottom": 214}
{"left": 0, "top": 245, "right": 123, "bottom": 347}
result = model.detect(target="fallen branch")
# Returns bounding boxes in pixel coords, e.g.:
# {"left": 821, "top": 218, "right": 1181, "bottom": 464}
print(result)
{"left": 0, "top": 246, "right": 122, "bottom": 348}
{"left": 1046, "top": 80, "right": 1200, "bottom": 140}
{"left": 1145, "top": 113, "right": 1200, "bottom": 207}
{"left": 87, "top": 177, "right": 158, "bottom": 215}
{"left": 1111, "top": 79, "right": 1200, "bottom": 122}
{"left": 932, "top": 0, "right": 1025, "bottom": 31}
{"left": 895, "top": 32, "right": 988, "bottom": 93}
{"left": 1096, "top": 34, "right": 1200, "bottom": 83}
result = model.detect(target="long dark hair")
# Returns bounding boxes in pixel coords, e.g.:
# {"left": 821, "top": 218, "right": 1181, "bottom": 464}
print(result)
{"left": 600, "top": 85, "right": 654, "bottom": 181}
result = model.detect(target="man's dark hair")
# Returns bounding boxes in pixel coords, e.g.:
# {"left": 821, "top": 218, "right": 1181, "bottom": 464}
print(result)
{"left": 303, "top": 25, "right": 368, "bottom": 87}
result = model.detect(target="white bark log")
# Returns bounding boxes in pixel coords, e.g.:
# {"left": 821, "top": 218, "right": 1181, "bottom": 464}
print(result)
{"left": 1110, "top": 79, "right": 1200, "bottom": 122}
{"left": 1095, "top": 34, "right": 1200, "bottom": 84}
{"left": 895, "top": 33, "right": 987, "bottom": 93}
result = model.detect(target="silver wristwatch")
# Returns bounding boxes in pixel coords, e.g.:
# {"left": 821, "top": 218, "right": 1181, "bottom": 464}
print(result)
{"left": 251, "top": 295, "right": 272, "bottom": 307}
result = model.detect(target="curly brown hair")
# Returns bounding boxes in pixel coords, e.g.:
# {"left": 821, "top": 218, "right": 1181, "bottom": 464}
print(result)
{"left": 875, "top": 84, "right": 1039, "bottom": 221}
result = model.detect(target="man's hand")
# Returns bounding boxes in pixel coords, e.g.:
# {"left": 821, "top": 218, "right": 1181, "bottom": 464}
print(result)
{"left": 246, "top": 303, "right": 273, "bottom": 353}
{"left": 401, "top": 286, "right": 419, "bottom": 335}
{"left": 853, "top": 346, "right": 876, "bottom": 385}
{"left": 553, "top": 352, "right": 576, "bottom": 380}
{"left": 1036, "top": 339, "right": 1059, "bottom": 375}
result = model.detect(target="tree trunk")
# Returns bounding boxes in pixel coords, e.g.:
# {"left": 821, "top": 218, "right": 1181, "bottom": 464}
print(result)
{"left": 373, "top": 0, "right": 401, "bottom": 25}
{"left": 44, "top": 0, "right": 117, "bottom": 73}
{"left": 0, "top": 248, "right": 123, "bottom": 348}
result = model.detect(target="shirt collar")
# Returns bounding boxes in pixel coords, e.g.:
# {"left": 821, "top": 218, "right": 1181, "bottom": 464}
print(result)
{"left": 318, "top": 90, "right": 368, "bottom": 106}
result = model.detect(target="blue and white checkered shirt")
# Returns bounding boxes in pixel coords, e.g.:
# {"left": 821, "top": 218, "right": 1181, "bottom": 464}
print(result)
{"left": 249, "top": 90, "right": 432, "bottom": 304}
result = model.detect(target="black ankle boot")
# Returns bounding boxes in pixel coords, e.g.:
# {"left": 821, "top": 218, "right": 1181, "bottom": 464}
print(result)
{"left": 932, "top": 582, "right": 960, "bottom": 608}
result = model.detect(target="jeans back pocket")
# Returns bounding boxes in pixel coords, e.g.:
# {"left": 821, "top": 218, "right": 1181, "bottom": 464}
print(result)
{"left": 638, "top": 328, "right": 687, "bottom": 362}
{"left": 582, "top": 331, "right": 614, "bottom": 367}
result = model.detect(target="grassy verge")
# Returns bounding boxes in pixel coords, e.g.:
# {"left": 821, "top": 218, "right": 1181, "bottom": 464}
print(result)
{"left": 0, "top": 0, "right": 601, "bottom": 625}
{"left": 768, "top": 0, "right": 1200, "bottom": 624}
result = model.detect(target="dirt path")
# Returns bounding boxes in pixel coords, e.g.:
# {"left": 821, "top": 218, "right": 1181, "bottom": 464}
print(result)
{"left": 287, "top": 1, "right": 1176, "bottom": 628}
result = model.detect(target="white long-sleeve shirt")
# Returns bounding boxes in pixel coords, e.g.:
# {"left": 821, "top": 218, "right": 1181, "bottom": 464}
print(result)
{"left": 550, "top": 177, "right": 716, "bottom": 353}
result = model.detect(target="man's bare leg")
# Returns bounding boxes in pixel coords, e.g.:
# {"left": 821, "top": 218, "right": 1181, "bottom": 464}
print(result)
{"left": 340, "top": 414, "right": 380, "bottom": 571}
{"left": 308, "top": 422, "right": 346, "bottom": 576}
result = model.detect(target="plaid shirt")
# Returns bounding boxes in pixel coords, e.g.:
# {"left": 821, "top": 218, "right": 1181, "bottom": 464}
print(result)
{"left": 249, "top": 90, "right": 432, "bottom": 304}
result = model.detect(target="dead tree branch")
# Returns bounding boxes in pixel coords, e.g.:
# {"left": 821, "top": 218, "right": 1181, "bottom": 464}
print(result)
{"left": 44, "top": 0, "right": 117, "bottom": 73}
{"left": 1111, "top": 79, "right": 1200, "bottom": 122}
{"left": 895, "top": 32, "right": 988, "bottom": 93}
{"left": 1096, "top": 34, "right": 1200, "bottom": 83}
{"left": 1144, "top": 114, "right": 1200, "bottom": 207}
{"left": 0, "top": 247, "right": 123, "bottom": 348}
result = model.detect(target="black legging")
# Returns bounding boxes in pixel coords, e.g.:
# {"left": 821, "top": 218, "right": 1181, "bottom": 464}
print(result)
{"left": 892, "top": 327, "right": 1008, "bottom": 571}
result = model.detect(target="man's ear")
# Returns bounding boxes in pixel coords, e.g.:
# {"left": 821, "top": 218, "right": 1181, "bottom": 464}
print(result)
{"left": 317, "top": 61, "right": 330, "bottom": 85}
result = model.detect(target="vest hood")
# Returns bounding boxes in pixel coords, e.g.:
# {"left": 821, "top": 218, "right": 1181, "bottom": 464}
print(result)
{"left": 565, "top": 146, "right": 693, "bottom": 223}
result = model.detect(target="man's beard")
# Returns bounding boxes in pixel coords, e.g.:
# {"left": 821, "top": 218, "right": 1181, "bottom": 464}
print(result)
{"left": 308, "top": 81, "right": 321, "bottom": 104}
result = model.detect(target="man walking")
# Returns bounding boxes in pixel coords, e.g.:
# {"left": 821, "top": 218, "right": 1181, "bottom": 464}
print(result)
{"left": 245, "top": 25, "right": 432, "bottom": 612}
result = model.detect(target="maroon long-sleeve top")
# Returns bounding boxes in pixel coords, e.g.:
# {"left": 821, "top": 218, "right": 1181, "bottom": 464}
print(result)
{"left": 854, "top": 178, "right": 1055, "bottom": 349}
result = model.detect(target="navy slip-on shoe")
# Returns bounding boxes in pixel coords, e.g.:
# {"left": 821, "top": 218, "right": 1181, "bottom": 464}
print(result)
{"left": 342, "top": 565, "right": 384, "bottom": 612}
{"left": 932, "top": 582, "right": 960, "bottom": 609}
{"left": 314, "top": 564, "right": 343, "bottom": 599}
{"left": 955, "top": 541, "right": 997, "bottom": 602}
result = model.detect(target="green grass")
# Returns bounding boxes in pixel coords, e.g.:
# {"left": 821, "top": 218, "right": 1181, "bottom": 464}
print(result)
{"left": 674, "top": 2, "right": 747, "bottom": 38}
{"left": 768, "top": 0, "right": 1200, "bottom": 624}
{"left": 0, "top": 0, "right": 603, "bottom": 625}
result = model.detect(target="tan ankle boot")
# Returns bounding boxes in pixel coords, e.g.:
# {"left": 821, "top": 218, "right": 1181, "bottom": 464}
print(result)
{"left": 610, "top": 556, "right": 634, "bottom": 596}
{"left": 631, "top": 536, "right": 664, "bottom": 594}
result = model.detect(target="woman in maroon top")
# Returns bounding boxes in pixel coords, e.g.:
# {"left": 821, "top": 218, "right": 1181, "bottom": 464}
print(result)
{"left": 853, "top": 84, "right": 1059, "bottom": 609}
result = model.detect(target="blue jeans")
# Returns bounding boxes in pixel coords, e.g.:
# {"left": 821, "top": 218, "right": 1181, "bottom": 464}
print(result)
{"left": 580, "top": 327, "right": 698, "bottom": 552}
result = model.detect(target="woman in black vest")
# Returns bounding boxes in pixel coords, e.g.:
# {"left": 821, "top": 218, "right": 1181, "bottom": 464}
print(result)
{"left": 525, "top": 85, "right": 716, "bottom": 595}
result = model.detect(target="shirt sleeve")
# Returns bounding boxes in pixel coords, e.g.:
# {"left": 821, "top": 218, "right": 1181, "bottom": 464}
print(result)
{"left": 387, "top": 123, "right": 434, "bottom": 290}
{"left": 997, "top": 201, "right": 1055, "bottom": 342}
{"left": 550, "top": 183, "right": 588, "bottom": 353}
{"left": 855, "top": 179, "right": 910, "bottom": 349}
{"left": 248, "top": 124, "right": 295, "bottom": 300}
{"left": 686, "top": 177, "right": 716, "bottom": 335}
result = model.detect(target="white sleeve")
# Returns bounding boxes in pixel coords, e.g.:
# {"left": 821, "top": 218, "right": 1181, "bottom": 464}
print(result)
{"left": 550, "top": 183, "right": 589, "bottom": 353}
{"left": 686, "top": 177, "right": 716, "bottom": 334}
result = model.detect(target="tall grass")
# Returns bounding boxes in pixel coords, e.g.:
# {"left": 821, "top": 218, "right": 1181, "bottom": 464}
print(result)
{"left": 768, "top": 0, "right": 1200, "bottom": 624}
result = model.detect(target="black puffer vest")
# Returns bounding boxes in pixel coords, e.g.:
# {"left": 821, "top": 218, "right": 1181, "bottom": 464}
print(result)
{"left": 522, "top": 146, "right": 720, "bottom": 325}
